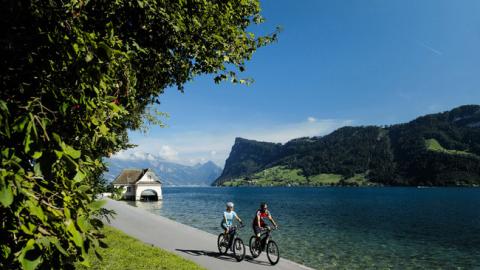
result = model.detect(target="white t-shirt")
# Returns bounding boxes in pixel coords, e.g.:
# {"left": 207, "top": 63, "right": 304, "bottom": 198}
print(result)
{"left": 223, "top": 211, "right": 237, "bottom": 226}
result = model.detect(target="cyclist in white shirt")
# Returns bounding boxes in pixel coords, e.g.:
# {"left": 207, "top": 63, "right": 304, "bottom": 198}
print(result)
{"left": 221, "top": 202, "right": 243, "bottom": 235}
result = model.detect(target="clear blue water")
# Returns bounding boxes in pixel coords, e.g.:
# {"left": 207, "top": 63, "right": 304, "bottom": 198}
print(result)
{"left": 127, "top": 187, "right": 480, "bottom": 269}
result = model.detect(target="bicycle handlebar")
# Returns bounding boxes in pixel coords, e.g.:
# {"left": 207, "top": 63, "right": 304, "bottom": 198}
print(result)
{"left": 264, "top": 226, "right": 278, "bottom": 232}
{"left": 231, "top": 223, "right": 245, "bottom": 230}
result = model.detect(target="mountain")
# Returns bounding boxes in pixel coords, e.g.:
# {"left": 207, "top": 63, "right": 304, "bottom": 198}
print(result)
{"left": 214, "top": 105, "right": 480, "bottom": 187}
{"left": 106, "top": 156, "right": 222, "bottom": 186}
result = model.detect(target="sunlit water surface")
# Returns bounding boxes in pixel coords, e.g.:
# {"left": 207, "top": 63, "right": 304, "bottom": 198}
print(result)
{"left": 127, "top": 187, "right": 480, "bottom": 269}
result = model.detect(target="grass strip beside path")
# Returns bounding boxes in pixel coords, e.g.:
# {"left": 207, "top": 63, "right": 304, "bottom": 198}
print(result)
{"left": 76, "top": 226, "right": 206, "bottom": 270}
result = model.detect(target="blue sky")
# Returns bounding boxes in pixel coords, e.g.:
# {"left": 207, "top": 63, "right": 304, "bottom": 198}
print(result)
{"left": 114, "top": 0, "right": 480, "bottom": 166}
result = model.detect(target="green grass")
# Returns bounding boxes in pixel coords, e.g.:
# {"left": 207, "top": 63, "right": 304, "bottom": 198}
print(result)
{"left": 342, "top": 173, "right": 374, "bottom": 186}
{"left": 75, "top": 226, "right": 205, "bottom": 270}
{"left": 252, "top": 166, "right": 308, "bottom": 186}
{"left": 425, "top": 138, "right": 473, "bottom": 156}
{"left": 307, "top": 173, "right": 343, "bottom": 185}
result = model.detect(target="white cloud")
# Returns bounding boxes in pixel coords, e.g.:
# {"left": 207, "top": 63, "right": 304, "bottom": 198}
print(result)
{"left": 112, "top": 146, "right": 178, "bottom": 162}
{"left": 111, "top": 118, "right": 353, "bottom": 166}
{"left": 243, "top": 119, "right": 353, "bottom": 143}
{"left": 307, "top": 116, "right": 317, "bottom": 123}
{"left": 113, "top": 150, "right": 157, "bottom": 161}
{"left": 158, "top": 145, "right": 179, "bottom": 161}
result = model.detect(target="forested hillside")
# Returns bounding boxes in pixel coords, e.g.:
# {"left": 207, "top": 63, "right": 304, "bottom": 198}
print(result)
{"left": 214, "top": 105, "right": 480, "bottom": 186}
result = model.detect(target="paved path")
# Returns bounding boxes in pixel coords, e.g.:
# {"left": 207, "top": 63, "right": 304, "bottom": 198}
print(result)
{"left": 105, "top": 199, "right": 313, "bottom": 270}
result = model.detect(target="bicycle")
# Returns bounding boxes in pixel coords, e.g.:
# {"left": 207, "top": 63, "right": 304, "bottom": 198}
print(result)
{"left": 249, "top": 226, "right": 280, "bottom": 265}
{"left": 217, "top": 224, "right": 246, "bottom": 262}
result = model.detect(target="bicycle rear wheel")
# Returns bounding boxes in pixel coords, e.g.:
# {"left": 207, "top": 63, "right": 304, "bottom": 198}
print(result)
{"left": 233, "top": 238, "right": 245, "bottom": 262}
{"left": 249, "top": 236, "right": 261, "bottom": 258}
{"left": 266, "top": 240, "right": 280, "bottom": 265}
{"left": 217, "top": 234, "right": 228, "bottom": 255}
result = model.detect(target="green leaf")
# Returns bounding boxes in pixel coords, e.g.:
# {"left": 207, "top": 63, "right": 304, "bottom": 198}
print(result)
{"left": 0, "top": 100, "right": 8, "bottom": 113}
{"left": 72, "top": 43, "right": 79, "bottom": 54}
{"left": 26, "top": 200, "right": 45, "bottom": 222}
{"left": 99, "top": 124, "right": 108, "bottom": 135}
{"left": 99, "top": 80, "right": 107, "bottom": 91}
{"left": 0, "top": 184, "right": 13, "bottom": 207}
{"left": 19, "top": 239, "right": 42, "bottom": 270}
{"left": 14, "top": 116, "right": 28, "bottom": 132}
{"left": 77, "top": 216, "right": 91, "bottom": 232}
{"left": 64, "top": 207, "right": 71, "bottom": 219}
{"left": 34, "top": 163, "right": 42, "bottom": 177}
{"left": 24, "top": 133, "right": 31, "bottom": 153}
{"left": 73, "top": 171, "right": 86, "bottom": 183}
{"left": 88, "top": 200, "right": 106, "bottom": 211}
{"left": 66, "top": 220, "right": 83, "bottom": 248}
{"left": 52, "top": 133, "right": 61, "bottom": 143}
{"left": 77, "top": 185, "right": 90, "bottom": 192}
{"left": 31, "top": 151, "right": 42, "bottom": 159}
{"left": 85, "top": 52, "right": 94, "bottom": 62}
{"left": 21, "top": 253, "right": 42, "bottom": 270}
{"left": 51, "top": 238, "right": 68, "bottom": 255}
{"left": 64, "top": 145, "right": 81, "bottom": 159}
{"left": 91, "top": 116, "right": 99, "bottom": 126}
{"left": 54, "top": 150, "right": 63, "bottom": 159}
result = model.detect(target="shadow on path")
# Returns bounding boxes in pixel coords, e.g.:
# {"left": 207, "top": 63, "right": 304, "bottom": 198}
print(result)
{"left": 176, "top": 249, "right": 236, "bottom": 262}
{"left": 175, "top": 249, "right": 272, "bottom": 266}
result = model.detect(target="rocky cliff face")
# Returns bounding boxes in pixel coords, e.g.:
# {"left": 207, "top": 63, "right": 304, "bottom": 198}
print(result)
{"left": 213, "top": 138, "right": 282, "bottom": 185}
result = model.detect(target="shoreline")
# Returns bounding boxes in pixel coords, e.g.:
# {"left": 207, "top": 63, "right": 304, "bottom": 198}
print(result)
{"left": 162, "top": 185, "right": 480, "bottom": 188}
{"left": 104, "top": 198, "right": 314, "bottom": 270}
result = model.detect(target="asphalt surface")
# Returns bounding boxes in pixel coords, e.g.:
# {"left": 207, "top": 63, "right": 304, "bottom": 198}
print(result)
{"left": 105, "top": 199, "right": 314, "bottom": 270}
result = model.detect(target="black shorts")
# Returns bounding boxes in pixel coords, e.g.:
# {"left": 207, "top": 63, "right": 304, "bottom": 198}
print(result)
{"left": 253, "top": 225, "right": 264, "bottom": 235}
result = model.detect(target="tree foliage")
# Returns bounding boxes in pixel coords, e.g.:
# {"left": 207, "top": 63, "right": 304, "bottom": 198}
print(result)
{"left": 0, "top": 0, "right": 276, "bottom": 268}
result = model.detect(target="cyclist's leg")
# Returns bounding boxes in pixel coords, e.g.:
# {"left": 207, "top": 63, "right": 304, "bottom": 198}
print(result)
{"left": 221, "top": 222, "right": 229, "bottom": 236}
{"left": 253, "top": 225, "right": 262, "bottom": 238}
{"left": 228, "top": 227, "right": 235, "bottom": 250}
{"left": 259, "top": 226, "right": 268, "bottom": 248}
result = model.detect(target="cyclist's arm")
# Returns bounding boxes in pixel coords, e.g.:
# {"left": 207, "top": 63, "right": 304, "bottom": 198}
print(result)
{"left": 268, "top": 213, "right": 278, "bottom": 228}
{"left": 257, "top": 212, "right": 262, "bottom": 227}
{"left": 235, "top": 214, "right": 242, "bottom": 224}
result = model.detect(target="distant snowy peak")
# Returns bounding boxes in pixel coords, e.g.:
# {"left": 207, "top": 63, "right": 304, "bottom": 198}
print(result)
{"left": 105, "top": 154, "right": 222, "bottom": 186}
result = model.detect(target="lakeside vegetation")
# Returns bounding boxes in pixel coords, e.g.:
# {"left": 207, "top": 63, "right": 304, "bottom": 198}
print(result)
{"left": 222, "top": 166, "right": 377, "bottom": 187}
{"left": 75, "top": 226, "right": 204, "bottom": 270}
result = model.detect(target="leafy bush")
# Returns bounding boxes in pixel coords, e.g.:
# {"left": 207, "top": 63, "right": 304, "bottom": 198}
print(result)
{"left": 0, "top": 0, "right": 276, "bottom": 268}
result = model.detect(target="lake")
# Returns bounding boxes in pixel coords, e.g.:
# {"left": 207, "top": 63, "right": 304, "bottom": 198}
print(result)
{"left": 127, "top": 187, "right": 480, "bottom": 269}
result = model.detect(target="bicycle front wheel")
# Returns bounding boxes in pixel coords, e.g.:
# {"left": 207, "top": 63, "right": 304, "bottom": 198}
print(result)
{"left": 249, "top": 236, "right": 261, "bottom": 258}
{"left": 233, "top": 238, "right": 245, "bottom": 262}
{"left": 266, "top": 240, "right": 280, "bottom": 265}
{"left": 217, "top": 234, "right": 228, "bottom": 255}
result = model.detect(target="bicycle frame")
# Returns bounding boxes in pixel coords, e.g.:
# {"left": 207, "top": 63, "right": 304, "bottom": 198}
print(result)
{"left": 257, "top": 227, "right": 274, "bottom": 250}
{"left": 227, "top": 224, "right": 244, "bottom": 249}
